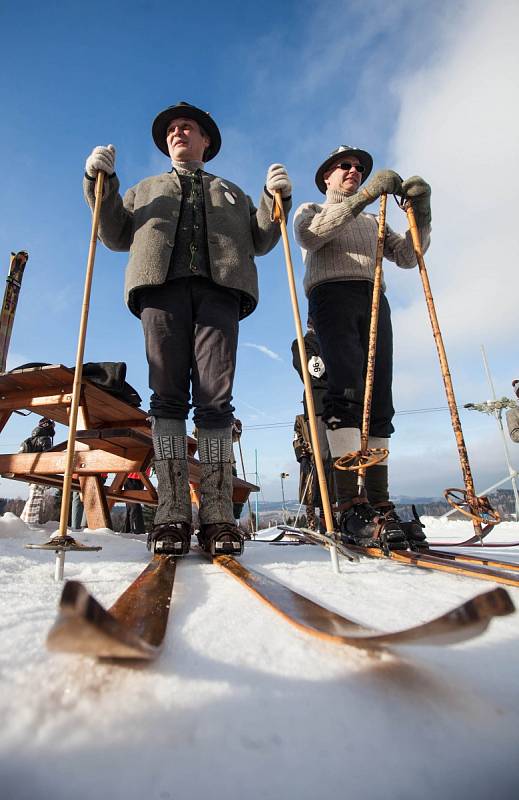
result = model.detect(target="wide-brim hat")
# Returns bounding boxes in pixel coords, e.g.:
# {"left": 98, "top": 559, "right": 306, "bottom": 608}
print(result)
{"left": 152, "top": 101, "right": 221, "bottom": 161}
{"left": 315, "top": 145, "right": 373, "bottom": 193}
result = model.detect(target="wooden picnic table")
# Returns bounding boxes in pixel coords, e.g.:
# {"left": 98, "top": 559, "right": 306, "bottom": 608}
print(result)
{"left": 0, "top": 364, "right": 258, "bottom": 529}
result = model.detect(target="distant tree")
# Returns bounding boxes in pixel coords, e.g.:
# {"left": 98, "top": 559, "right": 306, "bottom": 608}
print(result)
{"left": 4, "top": 498, "right": 25, "bottom": 516}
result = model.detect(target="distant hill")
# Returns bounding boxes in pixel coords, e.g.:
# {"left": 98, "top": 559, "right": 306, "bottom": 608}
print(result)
{"left": 253, "top": 489, "right": 518, "bottom": 522}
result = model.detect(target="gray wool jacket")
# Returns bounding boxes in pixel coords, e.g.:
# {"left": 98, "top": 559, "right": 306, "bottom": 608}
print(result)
{"left": 294, "top": 189, "right": 431, "bottom": 297}
{"left": 83, "top": 170, "right": 291, "bottom": 320}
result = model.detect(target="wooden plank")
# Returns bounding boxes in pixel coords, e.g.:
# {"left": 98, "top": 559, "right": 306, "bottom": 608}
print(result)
{"left": 80, "top": 475, "right": 112, "bottom": 529}
{"left": 7, "top": 474, "right": 82, "bottom": 492}
{"left": 0, "top": 391, "right": 74, "bottom": 411}
{"left": 0, "top": 411, "right": 12, "bottom": 435}
{"left": 80, "top": 381, "right": 149, "bottom": 428}
{"left": 0, "top": 365, "right": 149, "bottom": 431}
{"left": 0, "top": 449, "right": 150, "bottom": 474}
{"left": 75, "top": 428, "right": 152, "bottom": 452}
{"left": 94, "top": 419, "right": 151, "bottom": 430}
{"left": 0, "top": 365, "right": 75, "bottom": 393}
{"left": 119, "top": 488, "right": 158, "bottom": 503}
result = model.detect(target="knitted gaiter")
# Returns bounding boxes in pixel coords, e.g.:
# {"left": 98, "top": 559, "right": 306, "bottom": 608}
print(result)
{"left": 197, "top": 427, "right": 234, "bottom": 524}
{"left": 151, "top": 417, "right": 192, "bottom": 525}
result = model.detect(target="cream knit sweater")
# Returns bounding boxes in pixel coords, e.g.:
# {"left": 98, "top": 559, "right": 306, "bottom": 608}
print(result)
{"left": 294, "top": 188, "right": 431, "bottom": 297}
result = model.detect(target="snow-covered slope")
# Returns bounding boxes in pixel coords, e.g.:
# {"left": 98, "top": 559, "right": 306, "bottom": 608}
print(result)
{"left": 1, "top": 513, "right": 518, "bottom": 800}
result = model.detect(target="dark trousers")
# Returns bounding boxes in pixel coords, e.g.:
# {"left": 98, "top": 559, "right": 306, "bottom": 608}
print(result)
{"left": 138, "top": 278, "right": 240, "bottom": 428}
{"left": 309, "top": 281, "right": 395, "bottom": 437}
{"left": 123, "top": 477, "right": 146, "bottom": 534}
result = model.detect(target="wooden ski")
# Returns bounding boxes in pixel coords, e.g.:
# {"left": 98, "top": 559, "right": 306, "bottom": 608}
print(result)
{"left": 429, "top": 548, "right": 519, "bottom": 573}
{"left": 47, "top": 555, "right": 176, "bottom": 660}
{"left": 0, "top": 251, "right": 28, "bottom": 372}
{"left": 351, "top": 545, "right": 519, "bottom": 588}
{"left": 278, "top": 526, "right": 519, "bottom": 587}
{"left": 212, "top": 555, "right": 514, "bottom": 648}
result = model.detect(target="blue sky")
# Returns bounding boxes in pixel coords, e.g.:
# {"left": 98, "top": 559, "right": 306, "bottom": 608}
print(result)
{"left": 0, "top": 0, "right": 518, "bottom": 503}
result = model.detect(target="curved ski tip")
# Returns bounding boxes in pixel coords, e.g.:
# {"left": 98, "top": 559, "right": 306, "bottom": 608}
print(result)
{"left": 60, "top": 579, "right": 89, "bottom": 606}
{"left": 480, "top": 586, "right": 515, "bottom": 617}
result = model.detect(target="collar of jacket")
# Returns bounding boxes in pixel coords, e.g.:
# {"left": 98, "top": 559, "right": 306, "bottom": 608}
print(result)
{"left": 171, "top": 159, "right": 205, "bottom": 175}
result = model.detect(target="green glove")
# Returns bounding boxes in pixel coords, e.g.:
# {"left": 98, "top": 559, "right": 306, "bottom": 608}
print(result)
{"left": 361, "top": 169, "right": 402, "bottom": 201}
{"left": 402, "top": 175, "right": 431, "bottom": 224}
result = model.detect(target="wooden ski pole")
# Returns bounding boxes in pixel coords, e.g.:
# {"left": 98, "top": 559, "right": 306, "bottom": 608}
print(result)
{"left": 334, "top": 195, "right": 389, "bottom": 485}
{"left": 53, "top": 170, "right": 106, "bottom": 577}
{"left": 401, "top": 200, "right": 499, "bottom": 539}
{"left": 273, "top": 191, "right": 342, "bottom": 572}
{"left": 294, "top": 465, "right": 314, "bottom": 528}
{"left": 237, "top": 436, "right": 256, "bottom": 537}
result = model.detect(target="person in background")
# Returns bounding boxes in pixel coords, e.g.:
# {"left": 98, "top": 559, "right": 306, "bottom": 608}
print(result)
{"left": 293, "top": 413, "right": 317, "bottom": 530}
{"left": 291, "top": 317, "right": 335, "bottom": 529}
{"left": 20, "top": 418, "right": 55, "bottom": 529}
{"left": 123, "top": 472, "right": 146, "bottom": 534}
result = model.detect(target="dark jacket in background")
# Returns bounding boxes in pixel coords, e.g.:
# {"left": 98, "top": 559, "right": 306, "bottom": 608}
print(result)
{"left": 291, "top": 329, "right": 328, "bottom": 418}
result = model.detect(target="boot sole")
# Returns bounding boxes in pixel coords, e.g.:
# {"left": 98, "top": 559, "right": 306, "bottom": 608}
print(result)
{"left": 209, "top": 539, "right": 244, "bottom": 556}
{"left": 153, "top": 539, "right": 190, "bottom": 556}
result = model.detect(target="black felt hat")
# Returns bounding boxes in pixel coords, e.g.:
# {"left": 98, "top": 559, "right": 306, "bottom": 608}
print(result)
{"left": 315, "top": 145, "right": 373, "bottom": 194}
{"left": 152, "top": 101, "right": 221, "bottom": 161}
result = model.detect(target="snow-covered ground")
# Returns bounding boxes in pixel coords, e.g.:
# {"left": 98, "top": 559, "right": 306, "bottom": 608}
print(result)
{"left": 1, "top": 513, "right": 518, "bottom": 800}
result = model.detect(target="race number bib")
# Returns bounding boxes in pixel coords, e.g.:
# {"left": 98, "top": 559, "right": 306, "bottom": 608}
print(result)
{"left": 307, "top": 355, "right": 325, "bottom": 379}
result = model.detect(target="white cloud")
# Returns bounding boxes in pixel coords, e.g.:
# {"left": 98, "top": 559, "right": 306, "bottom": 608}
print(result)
{"left": 390, "top": 0, "right": 519, "bottom": 347}
{"left": 241, "top": 342, "right": 283, "bottom": 362}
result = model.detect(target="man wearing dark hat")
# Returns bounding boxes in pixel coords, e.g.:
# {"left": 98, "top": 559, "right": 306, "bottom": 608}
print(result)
{"left": 293, "top": 146, "right": 431, "bottom": 548}
{"left": 83, "top": 102, "right": 292, "bottom": 557}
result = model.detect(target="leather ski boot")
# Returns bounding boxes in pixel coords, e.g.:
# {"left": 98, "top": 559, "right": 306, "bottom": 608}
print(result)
{"left": 147, "top": 521, "right": 192, "bottom": 556}
{"left": 339, "top": 496, "right": 408, "bottom": 551}
{"left": 198, "top": 522, "right": 244, "bottom": 556}
{"left": 397, "top": 504, "right": 429, "bottom": 549}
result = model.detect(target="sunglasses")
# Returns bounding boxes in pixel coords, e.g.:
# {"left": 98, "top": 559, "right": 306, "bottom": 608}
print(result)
{"left": 335, "top": 161, "right": 365, "bottom": 174}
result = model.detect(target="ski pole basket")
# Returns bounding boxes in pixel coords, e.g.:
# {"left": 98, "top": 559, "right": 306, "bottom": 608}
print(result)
{"left": 444, "top": 487, "right": 500, "bottom": 530}
{"left": 335, "top": 447, "right": 389, "bottom": 472}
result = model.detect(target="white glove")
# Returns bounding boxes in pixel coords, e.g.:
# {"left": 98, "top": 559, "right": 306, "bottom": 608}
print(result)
{"left": 85, "top": 144, "right": 116, "bottom": 178}
{"left": 266, "top": 163, "right": 292, "bottom": 198}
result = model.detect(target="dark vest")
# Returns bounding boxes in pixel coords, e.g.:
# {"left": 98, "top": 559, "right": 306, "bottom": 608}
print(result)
{"left": 167, "top": 170, "right": 211, "bottom": 280}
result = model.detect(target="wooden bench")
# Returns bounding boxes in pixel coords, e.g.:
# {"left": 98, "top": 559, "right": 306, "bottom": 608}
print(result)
{"left": 0, "top": 364, "right": 258, "bottom": 529}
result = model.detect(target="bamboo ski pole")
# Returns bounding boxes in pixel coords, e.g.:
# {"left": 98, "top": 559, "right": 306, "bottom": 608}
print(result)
{"left": 358, "top": 194, "right": 388, "bottom": 490}
{"left": 334, "top": 195, "right": 389, "bottom": 485}
{"left": 402, "top": 200, "right": 499, "bottom": 539}
{"left": 273, "top": 191, "right": 341, "bottom": 572}
{"left": 237, "top": 436, "right": 256, "bottom": 537}
{"left": 294, "top": 466, "right": 314, "bottom": 528}
{"left": 53, "top": 170, "right": 106, "bottom": 577}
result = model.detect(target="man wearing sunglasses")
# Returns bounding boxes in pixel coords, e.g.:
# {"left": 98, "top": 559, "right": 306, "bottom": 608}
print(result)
{"left": 293, "top": 145, "right": 431, "bottom": 549}
{"left": 83, "top": 102, "right": 292, "bottom": 558}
